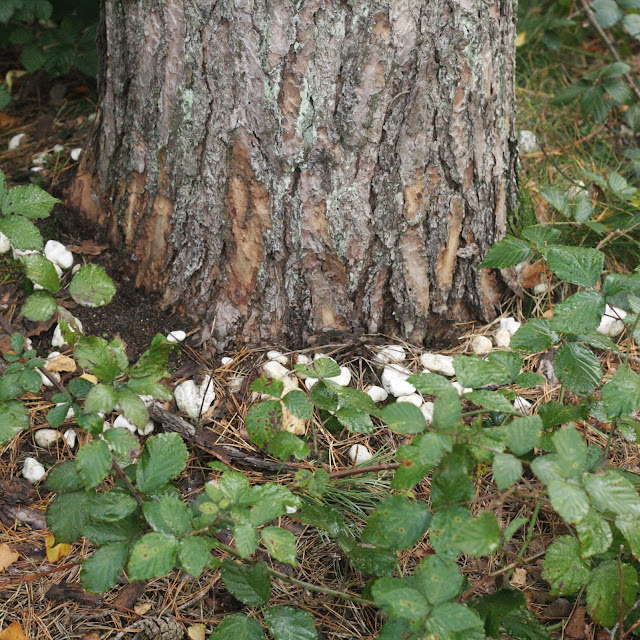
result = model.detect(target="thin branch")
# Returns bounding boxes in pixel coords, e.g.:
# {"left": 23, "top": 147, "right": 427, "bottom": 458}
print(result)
{"left": 111, "top": 456, "right": 144, "bottom": 506}
{"left": 328, "top": 462, "right": 401, "bottom": 479}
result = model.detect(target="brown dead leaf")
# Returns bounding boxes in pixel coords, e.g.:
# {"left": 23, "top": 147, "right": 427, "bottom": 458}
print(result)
{"left": 0, "top": 113, "right": 20, "bottom": 129}
{"left": 45, "top": 534, "right": 70, "bottom": 562}
{"left": 187, "top": 623, "right": 206, "bottom": 640}
{"left": 66, "top": 240, "right": 109, "bottom": 256}
{"left": 134, "top": 603, "right": 153, "bottom": 616}
{"left": 0, "top": 336, "right": 14, "bottom": 356}
{"left": 112, "top": 580, "right": 147, "bottom": 610}
{"left": 0, "top": 544, "right": 19, "bottom": 571}
{"left": 0, "top": 478, "right": 35, "bottom": 505}
{"left": 81, "top": 634, "right": 100, "bottom": 640}
{"left": 45, "top": 354, "right": 77, "bottom": 373}
{"left": 509, "top": 567, "right": 528, "bottom": 587}
{"left": 46, "top": 582, "right": 103, "bottom": 606}
{"left": 0, "top": 621, "right": 26, "bottom": 640}
{"left": 565, "top": 606, "right": 587, "bottom": 639}
{"left": 521, "top": 262, "right": 548, "bottom": 289}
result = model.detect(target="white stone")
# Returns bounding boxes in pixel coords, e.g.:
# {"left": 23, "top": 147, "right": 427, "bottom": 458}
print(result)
{"left": 452, "top": 381, "right": 472, "bottom": 396}
{"left": 70, "top": 147, "right": 82, "bottom": 161}
{"left": 63, "top": 429, "right": 76, "bottom": 448}
{"left": 8, "top": 133, "right": 27, "bottom": 150}
{"left": 0, "top": 231, "right": 10, "bottom": 254}
{"left": 533, "top": 282, "right": 549, "bottom": 295}
{"left": 38, "top": 368, "right": 60, "bottom": 387}
{"left": 374, "top": 345, "right": 406, "bottom": 364}
{"left": 366, "top": 385, "right": 388, "bottom": 403}
{"left": 102, "top": 421, "right": 112, "bottom": 432}
{"left": 518, "top": 130, "right": 539, "bottom": 154}
{"left": 327, "top": 366, "right": 351, "bottom": 387}
{"left": 295, "top": 353, "right": 311, "bottom": 365}
{"left": 174, "top": 376, "right": 216, "bottom": 420}
{"left": 420, "top": 353, "right": 455, "bottom": 377}
{"left": 30, "top": 166, "right": 45, "bottom": 173}
{"left": 53, "top": 144, "right": 64, "bottom": 153}
{"left": 285, "top": 505, "right": 298, "bottom": 515}
{"left": 56, "top": 403, "right": 74, "bottom": 420}
{"left": 499, "top": 317, "right": 521, "bottom": 336}
{"left": 137, "top": 421, "right": 155, "bottom": 436}
{"left": 471, "top": 335, "right": 493, "bottom": 356}
{"left": 167, "top": 330, "right": 186, "bottom": 343}
{"left": 314, "top": 353, "right": 331, "bottom": 361}
{"left": 113, "top": 414, "right": 137, "bottom": 433}
{"left": 221, "top": 357, "right": 234, "bottom": 365}
{"left": 420, "top": 402, "right": 435, "bottom": 423}
{"left": 304, "top": 377, "right": 318, "bottom": 390}
{"left": 23, "top": 457, "right": 46, "bottom": 483}
{"left": 32, "top": 153, "right": 49, "bottom": 166}
{"left": 381, "top": 364, "right": 416, "bottom": 397}
{"left": 348, "top": 444, "right": 373, "bottom": 465}
{"left": 514, "top": 396, "right": 533, "bottom": 415}
{"left": 267, "top": 350, "right": 289, "bottom": 365}
{"left": 262, "top": 360, "right": 289, "bottom": 381}
{"left": 596, "top": 305, "right": 627, "bottom": 338}
{"left": 397, "top": 393, "right": 423, "bottom": 407}
{"left": 52, "top": 316, "right": 83, "bottom": 348}
{"left": 34, "top": 429, "right": 61, "bottom": 447}
{"left": 227, "top": 375, "right": 245, "bottom": 393}
{"left": 494, "top": 329, "right": 512, "bottom": 348}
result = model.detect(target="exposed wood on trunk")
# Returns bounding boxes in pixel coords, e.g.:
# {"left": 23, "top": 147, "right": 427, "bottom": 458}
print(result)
{"left": 70, "top": 0, "right": 518, "bottom": 349}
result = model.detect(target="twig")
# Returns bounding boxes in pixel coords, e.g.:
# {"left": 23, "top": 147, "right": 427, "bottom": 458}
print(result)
{"left": 111, "top": 455, "right": 143, "bottom": 506}
{"left": 328, "top": 462, "right": 401, "bottom": 479}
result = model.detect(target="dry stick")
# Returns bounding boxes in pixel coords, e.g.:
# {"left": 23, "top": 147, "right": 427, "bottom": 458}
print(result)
{"left": 0, "top": 562, "right": 79, "bottom": 587}
{"left": 580, "top": 0, "right": 640, "bottom": 102}
{"left": 328, "top": 462, "right": 401, "bottom": 479}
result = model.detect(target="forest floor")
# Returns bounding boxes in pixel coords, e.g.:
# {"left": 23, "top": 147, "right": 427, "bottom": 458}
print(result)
{"left": 0, "top": 58, "right": 638, "bottom": 640}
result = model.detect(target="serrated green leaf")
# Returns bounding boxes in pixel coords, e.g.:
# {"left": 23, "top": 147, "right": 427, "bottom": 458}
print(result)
{"left": 587, "top": 560, "right": 637, "bottom": 627}
{"left": 616, "top": 515, "right": 640, "bottom": 559}
{"left": 470, "top": 589, "right": 527, "bottom": 638}
{"left": 429, "top": 506, "right": 472, "bottom": 560}
{"left": 263, "top": 606, "right": 317, "bottom": 640}
{"left": 209, "top": 614, "right": 265, "bottom": 640}
{"left": 2, "top": 183, "right": 59, "bottom": 218}
{"left": 624, "top": 12, "right": 640, "bottom": 39}
{"left": 85, "top": 383, "right": 117, "bottom": 414}
{"left": 20, "top": 43, "right": 46, "bottom": 73}
{"left": 415, "top": 555, "right": 463, "bottom": 605}
{"left": 503, "top": 415, "right": 543, "bottom": 455}
{"left": 378, "top": 402, "right": 426, "bottom": 434}
{"left": 542, "top": 536, "right": 591, "bottom": 596}
{"left": 0, "top": 215, "right": 43, "bottom": 251}
{"left": 554, "top": 343, "right": 602, "bottom": 395}
{"left": 295, "top": 357, "right": 341, "bottom": 379}
{"left": 546, "top": 246, "right": 604, "bottom": 287}
{"left": 581, "top": 85, "right": 610, "bottom": 123}
{"left": 116, "top": 389, "right": 148, "bottom": 429}
{"left": 22, "top": 253, "right": 59, "bottom": 293}
{"left": 74, "top": 336, "right": 121, "bottom": 382}
{"left": 233, "top": 521, "right": 259, "bottom": 558}
{"left": 261, "top": 527, "right": 297, "bottom": 565}
{"left": 45, "top": 461, "right": 84, "bottom": 493}
{"left": 335, "top": 406, "right": 374, "bottom": 433}
{"left": 266, "top": 431, "right": 309, "bottom": 461}
{"left": 245, "top": 483, "right": 300, "bottom": 526}
{"left": 75, "top": 439, "right": 112, "bottom": 489}
{"left": 465, "top": 390, "right": 518, "bottom": 414}
{"left": 392, "top": 432, "right": 452, "bottom": 490}
{"left": 550, "top": 290, "right": 605, "bottom": 334}
{"left": 576, "top": 509, "right": 612, "bottom": 558}
{"left": 103, "top": 427, "right": 141, "bottom": 464}
{"left": 136, "top": 432, "right": 188, "bottom": 494}
{"left": 602, "top": 365, "right": 640, "bottom": 418}
{"left": 246, "top": 400, "right": 282, "bottom": 447}
{"left": 294, "top": 470, "right": 331, "bottom": 500}
{"left": 220, "top": 558, "right": 271, "bottom": 606}
{"left": 583, "top": 471, "right": 640, "bottom": 516}
{"left": 453, "top": 355, "right": 514, "bottom": 388}
{"left": 430, "top": 452, "right": 475, "bottom": 509}
{"left": 407, "top": 371, "right": 454, "bottom": 394}
{"left": 250, "top": 377, "right": 284, "bottom": 398}
{"left": 46, "top": 491, "right": 91, "bottom": 543}
{"left": 142, "top": 494, "right": 192, "bottom": 536}
{"left": 521, "top": 226, "right": 561, "bottom": 247}
{"left": 21, "top": 291, "right": 56, "bottom": 321}
{"left": 547, "top": 478, "right": 590, "bottom": 524}
{"left": 501, "top": 608, "right": 551, "bottom": 640}
{"left": 423, "top": 602, "right": 485, "bottom": 640}
{"left": 82, "top": 513, "right": 144, "bottom": 547}
{"left": 282, "top": 389, "right": 313, "bottom": 419}
{"left": 178, "top": 536, "right": 213, "bottom": 578}
{"left": 455, "top": 511, "right": 501, "bottom": 557}
{"left": 339, "top": 536, "right": 396, "bottom": 576}
{"left": 433, "top": 388, "right": 462, "bottom": 431}
{"left": 480, "top": 236, "right": 531, "bottom": 269}
{"left": 127, "top": 532, "right": 178, "bottom": 581}
{"left": 552, "top": 424, "right": 588, "bottom": 478}
{"left": 492, "top": 453, "right": 523, "bottom": 490}
{"left": 540, "top": 187, "right": 571, "bottom": 217}
{"left": 608, "top": 171, "right": 636, "bottom": 200}
{"left": 372, "top": 576, "right": 429, "bottom": 620}
{"left": 80, "top": 542, "right": 128, "bottom": 593}
{"left": 87, "top": 489, "right": 138, "bottom": 522}
{"left": 69, "top": 264, "right": 116, "bottom": 307}
{"left": 510, "top": 318, "right": 560, "bottom": 353}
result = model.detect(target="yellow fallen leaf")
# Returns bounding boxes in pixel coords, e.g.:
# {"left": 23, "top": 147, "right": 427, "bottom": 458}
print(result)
{"left": 0, "top": 621, "right": 27, "bottom": 640}
{"left": 45, "top": 355, "right": 77, "bottom": 373}
{"left": 4, "top": 70, "right": 27, "bottom": 94}
{"left": 515, "top": 32, "right": 526, "bottom": 47}
{"left": 0, "top": 544, "right": 19, "bottom": 572}
{"left": 187, "top": 623, "right": 206, "bottom": 640}
{"left": 80, "top": 373, "right": 98, "bottom": 384}
{"left": 45, "top": 534, "right": 70, "bottom": 563}
{"left": 134, "top": 603, "right": 153, "bottom": 616}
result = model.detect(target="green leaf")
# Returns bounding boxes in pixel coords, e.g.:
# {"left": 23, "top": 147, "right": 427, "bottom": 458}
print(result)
{"left": 453, "top": 355, "right": 512, "bottom": 388}
{"left": 21, "top": 291, "right": 56, "bottom": 321}
{"left": 1, "top": 183, "right": 60, "bottom": 218}
{"left": 587, "top": 560, "right": 638, "bottom": 627}
{"left": 603, "top": 76, "right": 633, "bottom": 105}
{"left": 362, "top": 495, "right": 431, "bottom": 550}
{"left": 74, "top": 337, "right": 121, "bottom": 383}
{"left": 263, "top": 607, "right": 317, "bottom": 640}
{"left": 602, "top": 365, "right": 640, "bottom": 418}
{"left": 75, "top": 439, "right": 112, "bottom": 489}
{"left": 127, "top": 532, "right": 178, "bottom": 581}
{"left": 616, "top": 515, "right": 640, "bottom": 558}
{"left": 433, "top": 388, "right": 462, "bottom": 431}
{"left": 46, "top": 491, "right": 91, "bottom": 543}
{"left": 142, "top": 495, "right": 193, "bottom": 536}
{"left": 510, "top": 318, "right": 560, "bottom": 353}
{"left": 547, "top": 478, "right": 590, "bottom": 524}
{"left": 415, "top": 555, "right": 463, "bottom": 605}
{"left": 209, "top": 614, "right": 265, "bottom": 640}
{"left": 378, "top": 402, "right": 426, "bottom": 434}
{"left": 116, "top": 389, "right": 148, "bottom": 429}
{"left": 128, "top": 333, "right": 172, "bottom": 379}
{"left": 539, "top": 187, "right": 571, "bottom": 217}
{"left": 480, "top": 236, "right": 531, "bottom": 269}
{"left": 550, "top": 290, "right": 605, "bottom": 334}
{"left": 552, "top": 424, "right": 588, "bottom": 478}
{"left": 392, "top": 432, "right": 452, "bottom": 490}
{"left": 233, "top": 521, "right": 259, "bottom": 558}
{"left": 492, "top": 453, "right": 523, "bottom": 490}
{"left": 583, "top": 471, "right": 640, "bottom": 516}
{"left": 542, "top": 536, "right": 591, "bottom": 596}
{"left": 0, "top": 85, "right": 9, "bottom": 111}
{"left": 430, "top": 452, "right": 475, "bottom": 509}
{"left": 0, "top": 215, "right": 43, "bottom": 250}
{"left": 573, "top": 192, "right": 594, "bottom": 223}
{"left": 85, "top": 383, "right": 117, "bottom": 414}
{"left": 455, "top": 511, "right": 501, "bottom": 557}
{"left": 297, "top": 499, "right": 344, "bottom": 535}
{"left": 261, "top": 527, "right": 298, "bottom": 565}
{"left": 250, "top": 377, "right": 283, "bottom": 398}
{"left": 220, "top": 558, "right": 271, "bottom": 606}
{"left": 521, "top": 225, "right": 561, "bottom": 247}
{"left": 581, "top": 85, "right": 610, "bottom": 123}
{"left": 294, "top": 469, "right": 330, "bottom": 499}
{"left": 80, "top": 542, "right": 128, "bottom": 593}
{"left": 335, "top": 406, "right": 375, "bottom": 433}
{"left": 22, "top": 253, "right": 59, "bottom": 293}
{"left": 624, "top": 12, "right": 640, "bottom": 39}
{"left": 266, "top": 431, "right": 309, "bottom": 461}
{"left": 514, "top": 371, "right": 546, "bottom": 388}
{"left": 608, "top": 171, "right": 636, "bottom": 200}
{"left": 339, "top": 536, "right": 396, "bottom": 576}
{"left": 423, "top": 602, "right": 485, "bottom": 640}
{"left": 576, "top": 509, "right": 613, "bottom": 558}
{"left": 245, "top": 400, "right": 282, "bottom": 447}
{"left": 82, "top": 513, "right": 144, "bottom": 547}
{"left": 465, "top": 390, "right": 518, "bottom": 414}
{"left": 20, "top": 43, "right": 46, "bottom": 73}
{"left": 87, "top": 489, "right": 138, "bottom": 522}
{"left": 69, "top": 265, "right": 116, "bottom": 307}
{"left": 470, "top": 589, "right": 527, "bottom": 638}
{"left": 282, "top": 389, "right": 314, "bottom": 419}
{"left": 501, "top": 608, "right": 552, "bottom": 640}
{"left": 136, "top": 432, "right": 189, "bottom": 494}
{"left": 45, "top": 461, "right": 84, "bottom": 493}
{"left": 178, "top": 536, "right": 213, "bottom": 578}
{"left": 554, "top": 343, "right": 602, "bottom": 395}
{"left": 102, "top": 428, "right": 140, "bottom": 464}
{"left": 546, "top": 246, "right": 605, "bottom": 287}
{"left": 407, "top": 371, "right": 454, "bottom": 394}
{"left": 429, "top": 506, "right": 472, "bottom": 560}
{"left": 372, "top": 577, "right": 429, "bottom": 620}
{"left": 503, "top": 415, "right": 543, "bottom": 455}
{"left": 295, "top": 357, "right": 341, "bottom": 379}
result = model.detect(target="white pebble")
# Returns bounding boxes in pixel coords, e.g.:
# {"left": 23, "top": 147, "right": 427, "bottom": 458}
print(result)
{"left": 167, "top": 330, "right": 186, "bottom": 343}
{"left": 70, "top": 147, "right": 82, "bottom": 161}
{"left": 533, "top": 282, "right": 549, "bottom": 295}
{"left": 396, "top": 393, "right": 423, "bottom": 407}
{"left": 304, "top": 377, "right": 318, "bottom": 390}
{"left": 174, "top": 376, "right": 216, "bottom": 420}
{"left": 295, "top": 354, "right": 311, "bottom": 366}
{"left": 421, "top": 353, "right": 455, "bottom": 377}
{"left": 137, "top": 421, "right": 155, "bottom": 436}
{"left": 499, "top": 317, "right": 521, "bottom": 336}
{"left": 366, "top": 385, "right": 388, "bottom": 403}
{"left": 518, "top": 130, "right": 539, "bottom": 154}
{"left": 327, "top": 366, "right": 351, "bottom": 387}
{"left": 285, "top": 505, "right": 298, "bottom": 515}
{"left": 0, "top": 231, "right": 10, "bottom": 254}
{"left": 494, "top": 329, "right": 512, "bottom": 348}
{"left": 596, "top": 305, "right": 627, "bottom": 338}
{"left": 38, "top": 369, "right": 61, "bottom": 387}
{"left": 227, "top": 375, "right": 245, "bottom": 393}
{"left": 263, "top": 360, "right": 289, "bottom": 381}
{"left": 113, "top": 414, "right": 137, "bottom": 433}
{"left": 514, "top": 396, "right": 533, "bottom": 415}
{"left": 374, "top": 345, "right": 406, "bottom": 364}
{"left": 471, "top": 335, "right": 493, "bottom": 356}
{"left": 8, "top": 133, "right": 27, "bottom": 150}
{"left": 53, "top": 144, "right": 65, "bottom": 153}
{"left": 420, "top": 402, "right": 435, "bottom": 423}
{"left": 56, "top": 403, "right": 74, "bottom": 420}
{"left": 348, "top": 444, "right": 373, "bottom": 465}
{"left": 63, "top": 429, "right": 77, "bottom": 448}
{"left": 23, "top": 457, "right": 46, "bottom": 483}
{"left": 32, "top": 152, "right": 49, "bottom": 166}
{"left": 34, "top": 429, "right": 61, "bottom": 447}
{"left": 221, "top": 357, "right": 234, "bottom": 365}
{"left": 381, "top": 364, "right": 416, "bottom": 397}
{"left": 51, "top": 316, "right": 83, "bottom": 348}
{"left": 452, "top": 381, "right": 472, "bottom": 396}
{"left": 267, "top": 350, "right": 289, "bottom": 366}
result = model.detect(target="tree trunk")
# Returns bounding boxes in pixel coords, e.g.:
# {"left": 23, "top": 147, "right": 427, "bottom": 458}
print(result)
{"left": 70, "top": 0, "right": 517, "bottom": 350}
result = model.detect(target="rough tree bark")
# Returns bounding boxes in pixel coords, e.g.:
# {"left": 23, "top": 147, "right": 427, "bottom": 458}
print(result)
{"left": 70, "top": 0, "right": 517, "bottom": 349}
